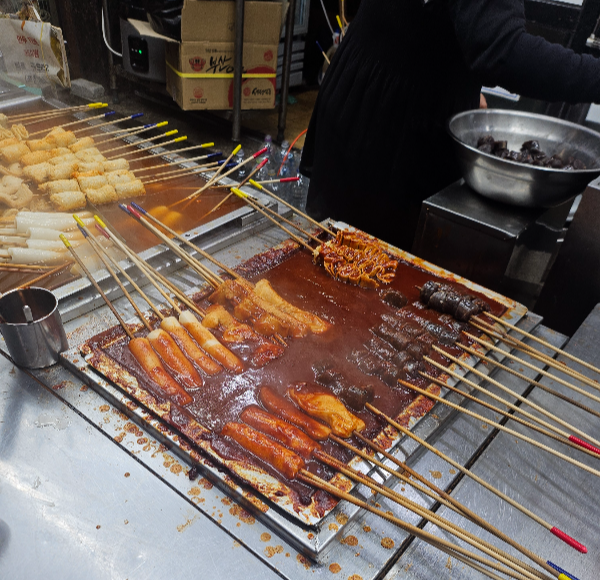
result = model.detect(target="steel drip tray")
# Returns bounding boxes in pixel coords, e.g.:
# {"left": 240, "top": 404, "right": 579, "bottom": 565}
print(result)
{"left": 59, "top": 224, "right": 529, "bottom": 562}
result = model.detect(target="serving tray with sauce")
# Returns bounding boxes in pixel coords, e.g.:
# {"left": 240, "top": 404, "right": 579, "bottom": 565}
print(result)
{"left": 61, "top": 223, "right": 527, "bottom": 556}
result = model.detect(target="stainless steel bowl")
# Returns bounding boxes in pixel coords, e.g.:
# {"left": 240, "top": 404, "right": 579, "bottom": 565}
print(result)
{"left": 448, "top": 109, "right": 600, "bottom": 207}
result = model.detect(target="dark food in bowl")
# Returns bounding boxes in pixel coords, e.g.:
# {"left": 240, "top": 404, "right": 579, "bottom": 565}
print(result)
{"left": 477, "top": 135, "right": 587, "bottom": 170}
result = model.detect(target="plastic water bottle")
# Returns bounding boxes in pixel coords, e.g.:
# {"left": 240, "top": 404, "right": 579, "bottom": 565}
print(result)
{"left": 234, "top": 148, "right": 247, "bottom": 181}
{"left": 256, "top": 135, "right": 272, "bottom": 179}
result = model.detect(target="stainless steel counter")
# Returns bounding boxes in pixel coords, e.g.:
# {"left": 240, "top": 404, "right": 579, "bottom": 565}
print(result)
{"left": 1, "top": 220, "right": 600, "bottom": 580}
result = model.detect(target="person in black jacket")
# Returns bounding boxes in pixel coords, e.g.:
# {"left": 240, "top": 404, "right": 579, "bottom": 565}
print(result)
{"left": 299, "top": 0, "right": 600, "bottom": 251}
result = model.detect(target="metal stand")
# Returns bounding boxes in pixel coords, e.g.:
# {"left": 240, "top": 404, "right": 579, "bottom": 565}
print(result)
{"left": 277, "top": 0, "right": 297, "bottom": 143}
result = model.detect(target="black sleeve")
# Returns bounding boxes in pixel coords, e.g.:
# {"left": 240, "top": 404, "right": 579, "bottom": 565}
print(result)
{"left": 448, "top": 0, "right": 600, "bottom": 103}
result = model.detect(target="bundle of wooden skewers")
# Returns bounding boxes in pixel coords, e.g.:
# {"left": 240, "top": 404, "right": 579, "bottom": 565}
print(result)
{"left": 53, "top": 200, "right": 600, "bottom": 580}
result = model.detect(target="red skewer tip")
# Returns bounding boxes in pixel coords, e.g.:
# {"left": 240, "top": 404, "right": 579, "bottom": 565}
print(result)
{"left": 550, "top": 527, "right": 587, "bottom": 553}
{"left": 568, "top": 435, "right": 600, "bottom": 456}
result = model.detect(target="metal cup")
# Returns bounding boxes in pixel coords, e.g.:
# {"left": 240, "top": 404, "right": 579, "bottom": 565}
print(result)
{"left": 0, "top": 287, "right": 69, "bottom": 369}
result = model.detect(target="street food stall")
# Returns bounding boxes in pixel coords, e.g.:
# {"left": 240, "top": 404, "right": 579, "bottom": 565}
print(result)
{"left": 2, "top": 81, "right": 600, "bottom": 580}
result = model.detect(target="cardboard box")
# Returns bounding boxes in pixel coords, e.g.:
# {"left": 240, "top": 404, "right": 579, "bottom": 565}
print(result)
{"left": 166, "top": 1, "right": 282, "bottom": 111}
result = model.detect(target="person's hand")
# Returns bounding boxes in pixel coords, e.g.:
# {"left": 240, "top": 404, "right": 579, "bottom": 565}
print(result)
{"left": 479, "top": 93, "right": 488, "bottom": 109}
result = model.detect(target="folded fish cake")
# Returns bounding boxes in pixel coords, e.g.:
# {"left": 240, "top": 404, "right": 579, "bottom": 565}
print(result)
{"left": 102, "top": 158, "right": 129, "bottom": 172}
{"left": 39, "top": 178, "right": 80, "bottom": 195}
{"left": 85, "top": 184, "right": 118, "bottom": 205}
{"left": 77, "top": 174, "right": 108, "bottom": 190}
{"left": 48, "top": 162, "right": 79, "bottom": 181}
{"left": 49, "top": 190, "right": 86, "bottom": 211}
{"left": 22, "top": 162, "right": 51, "bottom": 183}
{"left": 1, "top": 141, "right": 31, "bottom": 164}
{"left": 69, "top": 136, "right": 95, "bottom": 153}
{"left": 106, "top": 170, "right": 135, "bottom": 185}
{"left": 115, "top": 179, "right": 145, "bottom": 199}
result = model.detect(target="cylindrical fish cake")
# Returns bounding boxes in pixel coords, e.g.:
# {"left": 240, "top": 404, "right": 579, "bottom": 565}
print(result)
{"left": 106, "top": 170, "right": 135, "bottom": 185}
{"left": 102, "top": 158, "right": 129, "bottom": 172}
{"left": 114, "top": 179, "right": 145, "bottom": 199}
{"left": 1, "top": 142, "right": 31, "bottom": 164}
{"left": 77, "top": 174, "right": 108, "bottom": 190}
{"left": 85, "top": 184, "right": 117, "bottom": 205}
{"left": 11, "top": 124, "right": 28, "bottom": 140}
{"left": 0, "top": 113, "right": 7, "bottom": 129}
{"left": 49, "top": 190, "right": 86, "bottom": 211}
{"left": 39, "top": 178, "right": 80, "bottom": 195}
{"left": 48, "top": 162, "right": 78, "bottom": 181}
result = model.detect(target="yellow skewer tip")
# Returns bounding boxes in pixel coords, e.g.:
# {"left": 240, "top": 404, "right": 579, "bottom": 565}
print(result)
{"left": 231, "top": 187, "right": 247, "bottom": 198}
{"left": 232, "top": 144, "right": 242, "bottom": 155}
{"left": 165, "top": 130, "right": 178, "bottom": 136}
{"left": 72, "top": 214, "right": 85, "bottom": 227}
{"left": 249, "top": 179, "right": 263, "bottom": 190}
{"left": 174, "top": 136, "right": 187, "bottom": 142}
{"left": 336, "top": 14, "right": 343, "bottom": 28}
{"left": 156, "top": 121, "right": 168, "bottom": 127}
{"left": 558, "top": 575, "right": 573, "bottom": 580}
{"left": 94, "top": 215, "right": 107, "bottom": 229}
{"left": 59, "top": 234, "right": 71, "bottom": 248}
{"left": 201, "top": 142, "right": 215, "bottom": 148}
{"left": 88, "top": 102, "right": 104, "bottom": 107}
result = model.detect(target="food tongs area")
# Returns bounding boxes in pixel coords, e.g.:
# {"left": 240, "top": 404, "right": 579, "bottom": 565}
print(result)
{"left": 2, "top": 207, "right": 600, "bottom": 580}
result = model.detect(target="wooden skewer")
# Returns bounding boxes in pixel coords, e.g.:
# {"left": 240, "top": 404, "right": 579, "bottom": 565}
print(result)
{"left": 27, "top": 108, "right": 111, "bottom": 136}
{"left": 88, "top": 121, "right": 168, "bottom": 140}
{"left": 73, "top": 218, "right": 152, "bottom": 332}
{"left": 100, "top": 130, "right": 179, "bottom": 155}
{"left": 124, "top": 210, "right": 223, "bottom": 288}
{"left": 15, "top": 261, "right": 73, "bottom": 289}
{"left": 141, "top": 161, "right": 220, "bottom": 186}
{"left": 365, "top": 402, "right": 587, "bottom": 553}
{"left": 202, "top": 159, "right": 269, "bottom": 218}
{"left": 472, "top": 318, "right": 600, "bottom": 395}
{"left": 480, "top": 312, "right": 600, "bottom": 379}
{"left": 125, "top": 142, "right": 215, "bottom": 164}
{"left": 230, "top": 189, "right": 313, "bottom": 251}
{"left": 126, "top": 202, "right": 239, "bottom": 281}
{"left": 332, "top": 433, "right": 562, "bottom": 572}
{"left": 8, "top": 103, "right": 105, "bottom": 122}
{"left": 183, "top": 148, "right": 267, "bottom": 199}
{"left": 58, "top": 234, "right": 135, "bottom": 339}
{"left": 93, "top": 219, "right": 204, "bottom": 318}
{"left": 82, "top": 221, "right": 166, "bottom": 323}
{"left": 397, "top": 378, "right": 600, "bottom": 478}
{"left": 314, "top": 452, "right": 549, "bottom": 580}
{"left": 427, "top": 347, "right": 600, "bottom": 453}
{"left": 299, "top": 471, "right": 548, "bottom": 580}
{"left": 71, "top": 112, "right": 144, "bottom": 135}
{"left": 459, "top": 333, "right": 600, "bottom": 420}
{"left": 249, "top": 179, "right": 336, "bottom": 237}
{"left": 231, "top": 188, "right": 322, "bottom": 245}
{"left": 179, "top": 144, "right": 241, "bottom": 200}
{"left": 420, "top": 370, "right": 600, "bottom": 460}
{"left": 458, "top": 336, "right": 600, "bottom": 420}
{"left": 0, "top": 261, "right": 55, "bottom": 270}
{"left": 94, "top": 123, "right": 165, "bottom": 147}
{"left": 129, "top": 152, "right": 220, "bottom": 174}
